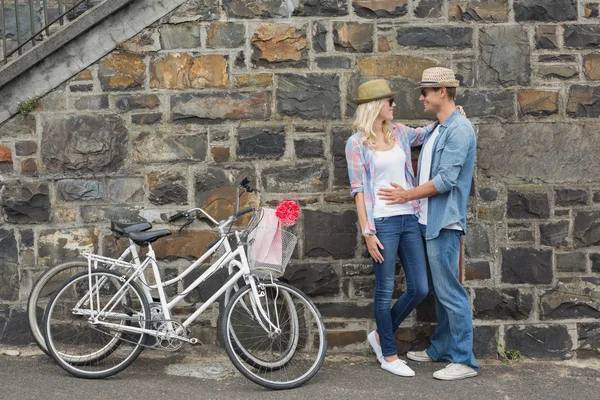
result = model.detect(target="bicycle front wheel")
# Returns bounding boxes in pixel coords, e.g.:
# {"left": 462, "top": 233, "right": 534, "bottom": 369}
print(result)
{"left": 27, "top": 260, "right": 90, "bottom": 355}
{"left": 221, "top": 281, "right": 327, "bottom": 390}
{"left": 43, "top": 269, "right": 150, "bottom": 379}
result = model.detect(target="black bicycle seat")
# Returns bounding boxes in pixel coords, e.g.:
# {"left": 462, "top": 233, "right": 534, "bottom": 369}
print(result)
{"left": 110, "top": 221, "right": 152, "bottom": 235}
{"left": 127, "top": 230, "right": 172, "bottom": 246}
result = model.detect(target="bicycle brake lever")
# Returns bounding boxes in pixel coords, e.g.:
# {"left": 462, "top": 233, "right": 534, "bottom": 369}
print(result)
{"left": 179, "top": 216, "right": 194, "bottom": 232}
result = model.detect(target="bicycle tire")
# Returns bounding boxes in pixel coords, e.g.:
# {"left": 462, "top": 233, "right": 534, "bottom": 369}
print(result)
{"left": 221, "top": 281, "right": 327, "bottom": 390}
{"left": 44, "top": 268, "right": 150, "bottom": 379}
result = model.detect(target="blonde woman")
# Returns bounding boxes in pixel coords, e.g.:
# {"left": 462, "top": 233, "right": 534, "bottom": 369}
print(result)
{"left": 345, "top": 79, "right": 431, "bottom": 377}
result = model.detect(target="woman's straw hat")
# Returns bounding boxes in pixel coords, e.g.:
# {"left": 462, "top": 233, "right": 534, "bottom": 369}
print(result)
{"left": 354, "top": 79, "right": 397, "bottom": 104}
{"left": 417, "top": 67, "right": 460, "bottom": 89}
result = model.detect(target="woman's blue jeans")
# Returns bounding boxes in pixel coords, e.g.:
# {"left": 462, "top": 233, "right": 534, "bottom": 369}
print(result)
{"left": 419, "top": 224, "right": 479, "bottom": 371}
{"left": 373, "top": 214, "right": 429, "bottom": 357}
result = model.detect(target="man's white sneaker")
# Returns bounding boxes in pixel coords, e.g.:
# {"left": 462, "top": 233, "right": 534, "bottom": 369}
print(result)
{"left": 406, "top": 350, "right": 433, "bottom": 362}
{"left": 381, "top": 359, "right": 415, "bottom": 377}
{"left": 433, "top": 363, "right": 478, "bottom": 381}
{"left": 367, "top": 331, "right": 384, "bottom": 363}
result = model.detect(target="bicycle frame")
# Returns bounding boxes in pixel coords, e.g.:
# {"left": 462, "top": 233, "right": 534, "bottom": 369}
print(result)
{"left": 77, "top": 211, "right": 281, "bottom": 343}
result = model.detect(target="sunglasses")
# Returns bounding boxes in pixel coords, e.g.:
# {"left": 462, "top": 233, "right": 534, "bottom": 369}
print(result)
{"left": 387, "top": 98, "right": 395, "bottom": 106}
{"left": 420, "top": 88, "right": 440, "bottom": 97}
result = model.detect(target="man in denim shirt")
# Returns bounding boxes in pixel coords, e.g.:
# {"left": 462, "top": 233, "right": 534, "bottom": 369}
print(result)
{"left": 378, "top": 67, "right": 479, "bottom": 380}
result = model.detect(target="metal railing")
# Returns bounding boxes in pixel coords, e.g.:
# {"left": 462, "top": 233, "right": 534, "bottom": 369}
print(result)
{"left": 0, "top": 0, "right": 104, "bottom": 65}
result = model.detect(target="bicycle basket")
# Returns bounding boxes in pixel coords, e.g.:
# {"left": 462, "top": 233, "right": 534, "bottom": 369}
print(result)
{"left": 246, "top": 227, "right": 297, "bottom": 276}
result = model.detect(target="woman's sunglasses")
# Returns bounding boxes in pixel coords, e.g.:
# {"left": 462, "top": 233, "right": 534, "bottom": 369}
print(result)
{"left": 387, "top": 98, "right": 395, "bottom": 106}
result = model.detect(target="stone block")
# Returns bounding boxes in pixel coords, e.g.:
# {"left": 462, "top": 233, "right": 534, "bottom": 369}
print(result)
{"left": 455, "top": 91, "right": 514, "bottom": 119}
{"left": 106, "top": 178, "right": 145, "bottom": 204}
{"left": 0, "top": 114, "right": 35, "bottom": 138}
{"left": 573, "top": 211, "right": 600, "bottom": 248}
{"left": 478, "top": 124, "right": 600, "bottom": 184}
{"left": 295, "top": 0, "right": 349, "bottom": 16}
{"left": 171, "top": 92, "right": 271, "bottom": 123}
{"left": 206, "top": 22, "right": 245, "bottom": 48}
{"left": 514, "top": 0, "right": 577, "bottom": 22}
{"left": 473, "top": 325, "right": 498, "bottom": 358}
{"left": 555, "top": 189, "right": 588, "bottom": 206}
{"left": 508, "top": 229, "right": 534, "bottom": 243}
{"left": 537, "top": 66, "right": 578, "bottom": 80}
{"left": 583, "top": 54, "right": 600, "bottom": 80}
{"left": 535, "top": 26, "right": 558, "bottom": 49}
{"left": 539, "top": 221, "right": 569, "bottom": 247}
{"left": 352, "top": 0, "right": 408, "bottom": 18}
{"left": 211, "top": 147, "right": 230, "bottom": 163}
{"left": 540, "top": 278, "right": 600, "bottom": 320}
{"left": 395, "top": 325, "right": 436, "bottom": 354}
{"left": 501, "top": 247, "right": 552, "bottom": 284}
{"left": 38, "top": 228, "right": 98, "bottom": 268}
{"left": 303, "top": 210, "right": 357, "bottom": 259}
{"left": 159, "top": 23, "right": 202, "bottom": 49}
{"left": 397, "top": 27, "right": 473, "bottom": 48}
{"left": 592, "top": 253, "right": 600, "bottom": 273}
{"left": 313, "top": 22, "right": 327, "bottom": 53}
{"left": 132, "top": 113, "right": 162, "bottom": 125}
{"left": 577, "top": 323, "right": 600, "bottom": 359}
{"left": 538, "top": 55, "right": 576, "bottom": 63}
{"left": 479, "top": 187, "right": 498, "bottom": 202}
{"left": 567, "top": 85, "right": 600, "bottom": 118}
{"left": 295, "top": 139, "right": 324, "bottom": 158}
{"left": 327, "top": 331, "right": 367, "bottom": 349}
{"left": 507, "top": 191, "right": 550, "bottom": 219}
{"left": 0, "top": 229, "right": 18, "bottom": 301}
{"left": 115, "top": 95, "right": 160, "bottom": 111}
{"left": 283, "top": 263, "right": 340, "bottom": 296}
{"left": 564, "top": 25, "right": 600, "bottom": 49}
{"left": 1, "top": 182, "right": 51, "bottom": 223}
{"left": 133, "top": 131, "right": 206, "bottom": 163}
{"left": 168, "top": 0, "right": 219, "bottom": 21}
{"left": 415, "top": 0, "right": 443, "bottom": 18}
{"left": 69, "top": 83, "right": 93, "bottom": 92}
{"left": 72, "top": 95, "right": 108, "bottom": 110}
{"left": 0, "top": 308, "right": 33, "bottom": 345}
{"left": 277, "top": 74, "right": 340, "bottom": 120}
{"left": 449, "top": 0, "right": 509, "bottom": 22}
{"left": 151, "top": 54, "right": 228, "bottom": 89}
{"left": 333, "top": 22, "right": 374, "bottom": 53}
{"left": 342, "top": 263, "right": 374, "bottom": 276}
{"left": 465, "top": 261, "right": 491, "bottom": 281}
{"left": 474, "top": 288, "right": 534, "bottom": 320}
{"left": 237, "top": 126, "right": 286, "bottom": 159}
{"left": 56, "top": 179, "right": 104, "bottom": 201}
{"left": 479, "top": 26, "right": 530, "bottom": 86}
{"left": 455, "top": 61, "right": 475, "bottom": 88}
{"left": 556, "top": 252, "right": 587, "bottom": 272}
{"left": 15, "top": 141, "right": 37, "bottom": 156}
{"left": 0, "top": 145, "right": 12, "bottom": 163}
{"left": 318, "top": 302, "right": 373, "bottom": 319}
{"left": 518, "top": 90, "right": 558, "bottom": 116}
{"left": 232, "top": 74, "right": 273, "bottom": 88}
{"left": 251, "top": 24, "right": 308, "bottom": 68}
{"left": 316, "top": 56, "right": 353, "bottom": 70}
{"left": 465, "top": 223, "right": 491, "bottom": 257}
{"left": 332, "top": 129, "right": 354, "bottom": 188}
{"left": 98, "top": 52, "right": 146, "bottom": 91}
{"left": 41, "top": 115, "right": 127, "bottom": 173}
{"left": 584, "top": 3, "right": 599, "bottom": 18}
{"left": 505, "top": 325, "right": 572, "bottom": 360}
{"left": 147, "top": 169, "right": 187, "bottom": 205}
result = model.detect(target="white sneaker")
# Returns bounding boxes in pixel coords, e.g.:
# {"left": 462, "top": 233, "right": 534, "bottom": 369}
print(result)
{"left": 381, "top": 359, "right": 415, "bottom": 377}
{"left": 367, "top": 331, "right": 384, "bottom": 363}
{"left": 433, "top": 363, "right": 478, "bottom": 381}
{"left": 406, "top": 350, "right": 433, "bottom": 362}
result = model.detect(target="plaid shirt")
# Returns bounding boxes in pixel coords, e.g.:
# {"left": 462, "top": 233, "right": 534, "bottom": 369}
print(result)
{"left": 345, "top": 123, "right": 434, "bottom": 236}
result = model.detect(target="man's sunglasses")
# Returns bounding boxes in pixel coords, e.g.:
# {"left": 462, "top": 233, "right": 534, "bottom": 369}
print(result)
{"left": 420, "top": 88, "right": 440, "bottom": 97}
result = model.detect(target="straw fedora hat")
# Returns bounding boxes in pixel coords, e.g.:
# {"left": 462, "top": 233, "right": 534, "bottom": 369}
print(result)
{"left": 354, "top": 79, "right": 397, "bottom": 104}
{"left": 417, "top": 67, "right": 460, "bottom": 89}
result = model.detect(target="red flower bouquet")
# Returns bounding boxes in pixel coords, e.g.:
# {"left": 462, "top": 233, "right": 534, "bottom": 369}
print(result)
{"left": 275, "top": 201, "right": 300, "bottom": 226}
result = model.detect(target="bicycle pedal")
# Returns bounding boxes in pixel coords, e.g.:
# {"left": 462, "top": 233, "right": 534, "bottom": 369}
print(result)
{"left": 190, "top": 338, "right": 202, "bottom": 345}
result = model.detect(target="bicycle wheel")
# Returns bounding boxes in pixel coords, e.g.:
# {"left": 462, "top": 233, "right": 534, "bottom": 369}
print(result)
{"left": 44, "top": 268, "right": 150, "bottom": 379}
{"left": 27, "top": 260, "right": 89, "bottom": 355}
{"left": 221, "top": 281, "right": 327, "bottom": 390}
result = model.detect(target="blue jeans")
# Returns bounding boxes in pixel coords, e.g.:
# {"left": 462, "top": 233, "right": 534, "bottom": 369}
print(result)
{"left": 419, "top": 224, "right": 479, "bottom": 371}
{"left": 373, "top": 215, "right": 428, "bottom": 357}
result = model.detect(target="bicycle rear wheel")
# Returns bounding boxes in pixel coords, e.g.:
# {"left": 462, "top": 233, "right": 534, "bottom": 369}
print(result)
{"left": 221, "top": 281, "right": 327, "bottom": 390}
{"left": 27, "top": 260, "right": 89, "bottom": 355}
{"left": 44, "top": 269, "right": 150, "bottom": 379}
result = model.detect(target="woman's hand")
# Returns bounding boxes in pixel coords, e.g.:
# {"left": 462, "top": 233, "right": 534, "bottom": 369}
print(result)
{"left": 365, "top": 235, "right": 384, "bottom": 263}
{"left": 456, "top": 105, "right": 466, "bottom": 116}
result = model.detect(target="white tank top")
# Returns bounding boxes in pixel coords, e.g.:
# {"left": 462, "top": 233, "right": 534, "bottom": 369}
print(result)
{"left": 372, "top": 144, "right": 415, "bottom": 218}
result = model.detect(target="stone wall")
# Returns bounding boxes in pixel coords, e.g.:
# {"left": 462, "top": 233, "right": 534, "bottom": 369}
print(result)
{"left": 1, "top": 0, "right": 599, "bottom": 360}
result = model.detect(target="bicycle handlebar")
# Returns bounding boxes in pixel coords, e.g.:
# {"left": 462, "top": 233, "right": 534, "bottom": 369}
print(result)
{"left": 234, "top": 206, "right": 254, "bottom": 218}
{"left": 168, "top": 211, "right": 187, "bottom": 222}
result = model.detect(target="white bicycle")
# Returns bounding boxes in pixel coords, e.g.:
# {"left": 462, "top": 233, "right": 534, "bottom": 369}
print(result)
{"left": 42, "top": 181, "right": 327, "bottom": 390}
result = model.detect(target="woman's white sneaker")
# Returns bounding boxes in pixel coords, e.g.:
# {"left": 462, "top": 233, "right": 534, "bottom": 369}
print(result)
{"left": 367, "top": 331, "right": 384, "bottom": 363}
{"left": 406, "top": 350, "right": 433, "bottom": 362}
{"left": 381, "top": 359, "right": 415, "bottom": 377}
{"left": 433, "top": 363, "right": 478, "bottom": 380}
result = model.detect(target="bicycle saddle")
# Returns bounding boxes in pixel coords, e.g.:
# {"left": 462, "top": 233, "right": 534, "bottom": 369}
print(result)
{"left": 110, "top": 221, "right": 152, "bottom": 235}
{"left": 127, "top": 230, "right": 172, "bottom": 246}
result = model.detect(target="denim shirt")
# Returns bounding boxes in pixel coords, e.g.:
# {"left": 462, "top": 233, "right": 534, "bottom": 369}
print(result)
{"left": 417, "top": 110, "right": 476, "bottom": 240}
{"left": 345, "top": 123, "right": 434, "bottom": 236}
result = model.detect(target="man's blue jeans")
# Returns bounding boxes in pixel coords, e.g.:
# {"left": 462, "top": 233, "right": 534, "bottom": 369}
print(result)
{"left": 419, "top": 224, "right": 479, "bottom": 370}
{"left": 373, "top": 215, "right": 428, "bottom": 357}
